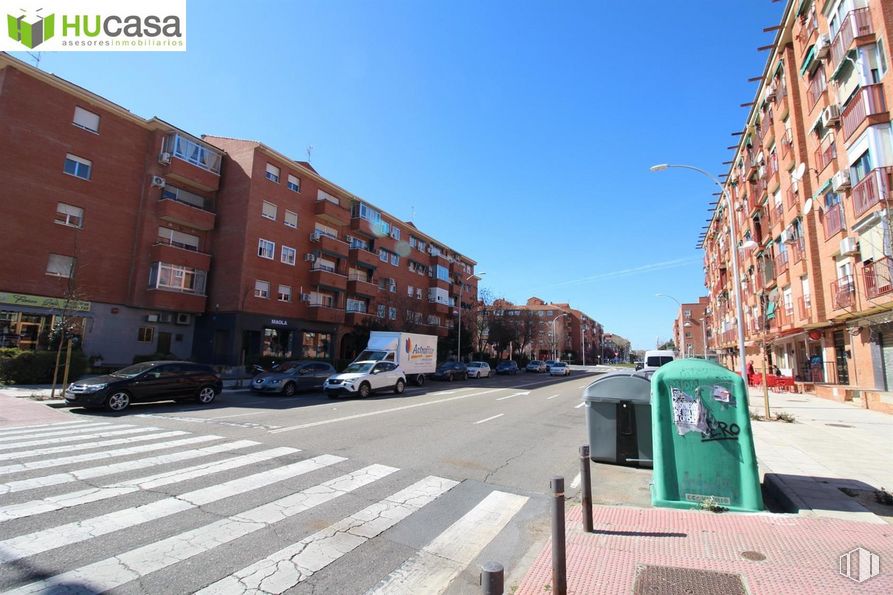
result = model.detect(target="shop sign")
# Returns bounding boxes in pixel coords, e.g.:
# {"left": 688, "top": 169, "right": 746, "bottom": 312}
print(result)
{"left": 269, "top": 319, "right": 289, "bottom": 327}
{"left": 0, "top": 291, "right": 91, "bottom": 312}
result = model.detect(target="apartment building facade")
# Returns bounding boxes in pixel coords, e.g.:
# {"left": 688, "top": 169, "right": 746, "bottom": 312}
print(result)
{"left": 671, "top": 297, "right": 709, "bottom": 359}
{"left": 703, "top": 0, "right": 893, "bottom": 393}
{"left": 0, "top": 53, "right": 477, "bottom": 366}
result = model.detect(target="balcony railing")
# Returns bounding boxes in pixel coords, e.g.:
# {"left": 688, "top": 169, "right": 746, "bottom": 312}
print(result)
{"left": 798, "top": 295, "right": 811, "bottom": 320}
{"left": 774, "top": 200, "right": 784, "bottom": 222}
{"left": 760, "top": 258, "right": 776, "bottom": 286}
{"left": 780, "top": 129, "right": 793, "bottom": 161}
{"left": 798, "top": 11, "right": 818, "bottom": 50}
{"left": 864, "top": 257, "right": 893, "bottom": 300}
{"left": 830, "top": 7, "right": 874, "bottom": 72}
{"left": 765, "top": 152, "right": 778, "bottom": 180}
{"left": 852, "top": 166, "right": 893, "bottom": 219}
{"left": 823, "top": 202, "right": 845, "bottom": 239}
{"left": 831, "top": 276, "right": 856, "bottom": 310}
{"left": 842, "top": 84, "right": 887, "bottom": 141}
{"left": 775, "top": 250, "right": 789, "bottom": 275}
{"left": 807, "top": 71, "right": 827, "bottom": 111}
{"left": 815, "top": 141, "right": 837, "bottom": 172}
{"left": 786, "top": 186, "right": 799, "bottom": 211}
{"left": 165, "top": 134, "right": 222, "bottom": 175}
{"left": 790, "top": 237, "right": 805, "bottom": 264}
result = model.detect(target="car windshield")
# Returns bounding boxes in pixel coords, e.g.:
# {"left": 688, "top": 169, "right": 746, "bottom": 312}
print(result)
{"left": 553, "top": 363, "right": 566, "bottom": 368}
{"left": 469, "top": 363, "right": 481, "bottom": 368}
{"left": 272, "top": 361, "right": 301, "bottom": 372}
{"left": 530, "top": 361, "right": 543, "bottom": 365}
{"left": 646, "top": 356, "right": 674, "bottom": 367}
{"left": 342, "top": 362, "right": 374, "bottom": 374}
{"left": 110, "top": 362, "right": 158, "bottom": 378}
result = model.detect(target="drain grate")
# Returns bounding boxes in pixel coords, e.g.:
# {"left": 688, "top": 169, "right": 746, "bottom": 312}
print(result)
{"left": 633, "top": 565, "right": 747, "bottom": 594}
{"left": 825, "top": 423, "right": 854, "bottom": 428}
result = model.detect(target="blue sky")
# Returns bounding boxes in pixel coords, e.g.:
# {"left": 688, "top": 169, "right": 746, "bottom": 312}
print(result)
{"left": 13, "top": 0, "right": 784, "bottom": 350}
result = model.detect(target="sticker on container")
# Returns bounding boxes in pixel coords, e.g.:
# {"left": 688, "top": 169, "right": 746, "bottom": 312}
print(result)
{"left": 712, "top": 385, "right": 731, "bottom": 403}
{"left": 671, "top": 387, "right": 707, "bottom": 436}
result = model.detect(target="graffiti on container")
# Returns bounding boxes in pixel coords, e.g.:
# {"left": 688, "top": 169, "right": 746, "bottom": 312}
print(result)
{"left": 701, "top": 411, "right": 740, "bottom": 442}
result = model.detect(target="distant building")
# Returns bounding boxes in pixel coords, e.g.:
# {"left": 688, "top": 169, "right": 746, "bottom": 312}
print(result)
{"left": 671, "top": 297, "right": 709, "bottom": 359}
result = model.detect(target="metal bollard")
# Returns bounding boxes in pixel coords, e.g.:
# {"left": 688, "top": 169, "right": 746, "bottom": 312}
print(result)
{"left": 579, "top": 445, "right": 593, "bottom": 533}
{"left": 480, "top": 561, "right": 504, "bottom": 595}
{"left": 551, "top": 476, "right": 567, "bottom": 595}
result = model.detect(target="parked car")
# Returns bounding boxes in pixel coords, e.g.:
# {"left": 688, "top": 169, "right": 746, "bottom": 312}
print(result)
{"left": 549, "top": 362, "right": 570, "bottom": 376}
{"left": 495, "top": 360, "right": 520, "bottom": 375}
{"left": 544, "top": 359, "right": 559, "bottom": 372}
{"left": 64, "top": 361, "right": 222, "bottom": 412}
{"left": 323, "top": 360, "right": 406, "bottom": 398}
{"left": 466, "top": 361, "right": 492, "bottom": 378}
{"left": 526, "top": 360, "right": 547, "bottom": 373}
{"left": 252, "top": 360, "right": 336, "bottom": 396}
{"left": 431, "top": 361, "right": 468, "bottom": 381}
{"left": 643, "top": 350, "right": 675, "bottom": 372}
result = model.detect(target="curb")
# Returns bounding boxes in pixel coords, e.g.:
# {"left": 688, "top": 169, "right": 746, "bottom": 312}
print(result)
{"left": 763, "top": 472, "right": 885, "bottom": 524}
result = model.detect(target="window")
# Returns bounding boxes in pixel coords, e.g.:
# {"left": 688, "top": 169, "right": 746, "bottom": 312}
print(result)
{"left": 167, "top": 134, "right": 222, "bottom": 174}
{"left": 302, "top": 331, "right": 331, "bottom": 359}
{"left": 388, "top": 307, "right": 397, "bottom": 320}
{"left": 377, "top": 304, "right": 385, "bottom": 318}
{"left": 314, "top": 223, "right": 338, "bottom": 239}
{"left": 265, "top": 163, "right": 280, "bottom": 183}
{"left": 162, "top": 185, "right": 208, "bottom": 210}
{"left": 278, "top": 284, "right": 292, "bottom": 302}
{"left": 254, "top": 280, "right": 270, "bottom": 298}
{"left": 415, "top": 288, "right": 422, "bottom": 300}
{"left": 353, "top": 202, "right": 380, "bottom": 222}
{"left": 281, "top": 245, "right": 296, "bottom": 265}
{"left": 379, "top": 248, "right": 388, "bottom": 262}
{"left": 318, "top": 189, "right": 339, "bottom": 204}
{"left": 149, "top": 262, "right": 206, "bottom": 293}
{"left": 408, "top": 285, "right": 414, "bottom": 297}
{"left": 346, "top": 298, "right": 367, "bottom": 313}
{"left": 390, "top": 226, "right": 400, "bottom": 240}
{"left": 315, "top": 257, "right": 336, "bottom": 272}
{"left": 436, "top": 265, "right": 449, "bottom": 282}
{"left": 417, "top": 240, "right": 426, "bottom": 252}
{"left": 851, "top": 150, "right": 872, "bottom": 185}
{"left": 137, "top": 327, "right": 154, "bottom": 343}
{"left": 55, "top": 203, "right": 83, "bottom": 228}
{"left": 63, "top": 154, "right": 92, "bottom": 180}
{"left": 284, "top": 210, "right": 298, "bottom": 228}
{"left": 409, "top": 236, "right": 417, "bottom": 248}
{"left": 683, "top": 310, "right": 691, "bottom": 318}
{"left": 390, "top": 253, "right": 400, "bottom": 266}
{"left": 157, "top": 227, "right": 200, "bottom": 251}
{"left": 73, "top": 107, "right": 100, "bottom": 133}
{"left": 287, "top": 174, "right": 301, "bottom": 192}
{"left": 46, "top": 254, "right": 75, "bottom": 278}
{"left": 258, "top": 239, "right": 275, "bottom": 259}
{"left": 349, "top": 236, "right": 369, "bottom": 251}
{"left": 310, "top": 291, "right": 335, "bottom": 307}
{"left": 262, "top": 201, "right": 277, "bottom": 220}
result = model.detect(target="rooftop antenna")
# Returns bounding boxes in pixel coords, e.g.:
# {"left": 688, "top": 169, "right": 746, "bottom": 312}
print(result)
{"left": 306, "top": 145, "right": 314, "bottom": 163}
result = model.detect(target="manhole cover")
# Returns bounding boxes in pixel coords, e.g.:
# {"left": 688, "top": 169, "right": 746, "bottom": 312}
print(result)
{"left": 741, "top": 550, "right": 766, "bottom": 561}
{"left": 825, "top": 423, "right": 854, "bottom": 428}
{"left": 634, "top": 565, "right": 747, "bottom": 594}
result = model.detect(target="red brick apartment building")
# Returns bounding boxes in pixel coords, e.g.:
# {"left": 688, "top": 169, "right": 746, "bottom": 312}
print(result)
{"left": 671, "top": 297, "right": 709, "bottom": 359}
{"left": 702, "top": 0, "right": 893, "bottom": 405}
{"left": 484, "top": 297, "right": 603, "bottom": 363}
{"left": 0, "top": 53, "right": 477, "bottom": 366}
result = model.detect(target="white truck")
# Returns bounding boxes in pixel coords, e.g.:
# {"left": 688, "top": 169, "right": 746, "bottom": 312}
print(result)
{"left": 353, "top": 331, "right": 438, "bottom": 386}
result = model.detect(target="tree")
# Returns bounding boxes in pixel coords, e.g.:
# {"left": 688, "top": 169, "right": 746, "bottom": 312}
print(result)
{"left": 658, "top": 339, "right": 676, "bottom": 351}
{"left": 470, "top": 287, "right": 494, "bottom": 355}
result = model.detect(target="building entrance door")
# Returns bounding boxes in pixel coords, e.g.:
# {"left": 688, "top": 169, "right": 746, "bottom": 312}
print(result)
{"left": 833, "top": 331, "right": 850, "bottom": 385}
{"left": 880, "top": 333, "right": 893, "bottom": 391}
{"left": 157, "top": 332, "right": 172, "bottom": 355}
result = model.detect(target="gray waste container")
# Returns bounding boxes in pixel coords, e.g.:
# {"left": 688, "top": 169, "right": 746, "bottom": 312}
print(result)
{"left": 582, "top": 370, "right": 652, "bottom": 468}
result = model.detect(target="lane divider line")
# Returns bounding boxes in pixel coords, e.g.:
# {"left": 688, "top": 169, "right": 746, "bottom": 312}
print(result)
{"left": 473, "top": 414, "right": 504, "bottom": 425}
{"left": 496, "top": 391, "right": 530, "bottom": 401}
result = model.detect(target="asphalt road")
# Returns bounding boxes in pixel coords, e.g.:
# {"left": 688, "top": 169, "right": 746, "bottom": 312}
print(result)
{"left": 0, "top": 365, "right": 651, "bottom": 594}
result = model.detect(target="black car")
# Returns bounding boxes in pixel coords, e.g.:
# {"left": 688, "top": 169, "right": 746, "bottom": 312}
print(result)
{"left": 64, "top": 361, "right": 223, "bottom": 412}
{"left": 431, "top": 361, "right": 468, "bottom": 381}
{"left": 251, "top": 360, "right": 337, "bottom": 395}
{"left": 495, "top": 360, "right": 520, "bottom": 375}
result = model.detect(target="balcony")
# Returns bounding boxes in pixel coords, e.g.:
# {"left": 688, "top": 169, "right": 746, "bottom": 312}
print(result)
{"left": 831, "top": 277, "right": 856, "bottom": 310}
{"left": 314, "top": 198, "right": 350, "bottom": 226}
{"left": 158, "top": 198, "right": 216, "bottom": 231}
{"left": 430, "top": 278, "right": 451, "bottom": 292}
{"left": 312, "top": 232, "right": 349, "bottom": 259}
{"left": 428, "top": 300, "right": 451, "bottom": 315}
{"left": 430, "top": 253, "right": 450, "bottom": 268}
{"left": 798, "top": 295, "right": 812, "bottom": 320}
{"left": 852, "top": 166, "right": 893, "bottom": 219}
{"left": 309, "top": 267, "right": 348, "bottom": 291}
{"left": 780, "top": 129, "right": 793, "bottom": 162}
{"left": 163, "top": 134, "right": 222, "bottom": 192}
{"left": 814, "top": 141, "right": 837, "bottom": 173}
{"left": 350, "top": 217, "right": 377, "bottom": 237}
{"left": 759, "top": 113, "right": 774, "bottom": 144}
{"left": 786, "top": 186, "right": 799, "bottom": 211}
{"left": 759, "top": 258, "right": 776, "bottom": 287}
{"left": 150, "top": 243, "right": 211, "bottom": 272}
{"left": 823, "top": 202, "right": 845, "bottom": 239}
{"left": 830, "top": 7, "right": 874, "bottom": 73}
{"left": 775, "top": 250, "right": 789, "bottom": 276}
{"left": 864, "top": 256, "right": 893, "bottom": 300}
{"left": 765, "top": 152, "right": 778, "bottom": 180}
{"left": 347, "top": 276, "right": 379, "bottom": 297}
{"left": 806, "top": 71, "right": 827, "bottom": 112}
{"left": 144, "top": 289, "right": 206, "bottom": 314}
{"left": 307, "top": 305, "right": 345, "bottom": 324}
{"left": 797, "top": 11, "right": 818, "bottom": 51}
{"left": 349, "top": 247, "right": 379, "bottom": 269}
{"left": 345, "top": 310, "right": 374, "bottom": 326}
{"left": 773, "top": 200, "right": 784, "bottom": 223}
{"left": 790, "top": 237, "right": 805, "bottom": 264}
{"left": 842, "top": 84, "right": 887, "bottom": 142}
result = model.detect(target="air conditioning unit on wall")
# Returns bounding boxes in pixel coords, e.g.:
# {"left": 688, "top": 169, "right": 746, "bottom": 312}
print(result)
{"left": 832, "top": 170, "right": 851, "bottom": 192}
{"left": 839, "top": 237, "right": 859, "bottom": 256}
{"left": 175, "top": 313, "right": 191, "bottom": 325}
{"left": 158, "top": 152, "right": 172, "bottom": 165}
{"left": 815, "top": 34, "right": 831, "bottom": 60}
{"left": 151, "top": 176, "right": 166, "bottom": 188}
{"left": 821, "top": 104, "right": 840, "bottom": 128}
{"left": 145, "top": 314, "right": 159, "bottom": 322}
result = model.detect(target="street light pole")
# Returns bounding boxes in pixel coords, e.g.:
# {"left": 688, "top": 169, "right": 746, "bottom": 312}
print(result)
{"left": 700, "top": 316, "right": 708, "bottom": 359}
{"left": 651, "top": 164, "right": 749, "bottom": 381}
{"left": 457, "top": 272, "right": 484, "bottom": 363}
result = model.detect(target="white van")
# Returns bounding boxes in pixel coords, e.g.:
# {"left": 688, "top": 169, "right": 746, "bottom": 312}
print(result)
{"left": 643, "top": 350, "right": 675, "bottom": 371}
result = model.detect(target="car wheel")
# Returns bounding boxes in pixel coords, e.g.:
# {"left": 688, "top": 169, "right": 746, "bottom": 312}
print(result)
{"left": 394, "top": 379, "right": 405, "bottom": 394}
{"left": 283, "top": 382, "right": 297, "bottom": 397}
{"left": 196, "top": 386, "right": 217, "bottom": 404}
{"left": 447, "top": 373, "right": 454, "bottom": 382}
{"left": 358, "top": 382, "right": 371, "bottom": 398}
{"left": 105, "top": 391, "right": 130, "bottom": 412}
{"left": 463, "top": 373, "right": 468, "bottom": 380}
{"left": 415, "top": 375, "right": 425, "bottom": 387}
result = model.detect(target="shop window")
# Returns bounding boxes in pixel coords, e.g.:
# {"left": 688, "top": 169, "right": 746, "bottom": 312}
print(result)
{"left": 137, "top": 327, "right": 155, "bottom": 343}
{"left": 302, "top": 331, "right": 331, "bottom": 359}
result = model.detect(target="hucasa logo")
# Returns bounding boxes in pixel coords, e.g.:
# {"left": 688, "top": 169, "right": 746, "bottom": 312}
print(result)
{"left": 7, "top": 9, "right": 54, "bottom": 49}
{"left": 58, "top": 13, "right": 182, "bottom": 39}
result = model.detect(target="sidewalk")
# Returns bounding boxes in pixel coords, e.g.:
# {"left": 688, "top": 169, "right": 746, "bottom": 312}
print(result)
{"left": 0, "top": 390, "right": 75, "bottom": 428}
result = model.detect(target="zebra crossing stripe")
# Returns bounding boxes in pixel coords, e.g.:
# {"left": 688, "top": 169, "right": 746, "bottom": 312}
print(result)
{"left": 7, "top": 464, "right": 398, "bottom": 595}
{"left": 366, "top": 490, "right": 529, "bottom": 594}
{"left": 197, "top": 475, "right": 459, "bottom": 594}
{"left": 0, "top": 447, "right": 299, "bottom": 523}
{"left": 0, "top": 426, "right": 160, "bottom": 452}
{"left": 0, "top": 422, "right": 114, "bottom": 442}
{"left": 0, "top": 454, "right": 345, "bottom": 564}
{"left": 0, "top": 436, "right": 234, "bottom": 493}
{"left": 0, "top": 421, "right": 93, "bottom": 435}
{"left": 0, "top": 429, "right": 191, "bottom": 462}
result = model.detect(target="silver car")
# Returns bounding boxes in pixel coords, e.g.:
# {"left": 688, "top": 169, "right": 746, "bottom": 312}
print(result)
{"left": 252, "top": 360, "right": 336, "bottom": 396}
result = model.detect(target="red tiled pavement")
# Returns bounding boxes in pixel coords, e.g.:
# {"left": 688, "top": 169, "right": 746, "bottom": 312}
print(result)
{"left": 0, "top": 392, "right": 74, "bottom": 428}
{"left": 516, "top": 505, "right": 893, "bottom": 594}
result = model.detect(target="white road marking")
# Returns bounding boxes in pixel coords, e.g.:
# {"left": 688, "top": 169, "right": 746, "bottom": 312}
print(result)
{"left": 575, "top": 402, "right": 586, "bottom": 409}
{"left": 0, "top": 422, "right": 114, "bottom": 442}
{"left": 496, "top": 391, "right": 530, "bottom": 401}
{"left": 0, "top": 426, "right": 159, "bottom": 452}
{"left": 473, "top": 414, "right": 504, "bottom": 425}
{"left": 367, "top": 490, "right": 529, "bottom": 594}
{"left": 546, "top": 394, "right": 560, "bottom": 400}
{"left": 198, "top": 475, "right": 458, "bottom": 594}
{"left": 571, "top": 472, "right": 581, "bottom": 489}
{"left": 0, "top": 420, "right": 92, "bottom": 435}
{"left": 0, "top": 446, "right": 298, "bottom": 522}
{"left": 270, "top": 389, "right": 505, "bottom": 434}
{"left": 0, "top": 429, "right": 189, "bottom": 462}
{"left": 0, "top": 454, "right": 344, "bottom": 563}
{"left": 8, "top": 465, "right": 398, "bottom": 595}
{"left": 0, "top": 436, "right": 237, "bottom": 493}
{"left": 202, "top": 410, "right": 271, "bottom": 420}
{"left": 135, "top": 413, "right": 281, "bottom": 430}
